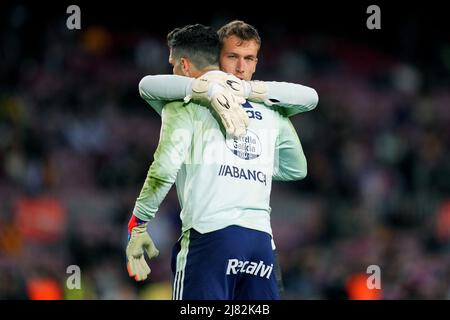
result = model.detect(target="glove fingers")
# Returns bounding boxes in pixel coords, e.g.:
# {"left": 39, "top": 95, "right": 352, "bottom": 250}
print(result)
{"left": 232, "top": 97, "right": 249, "bottom": 135}
{"left": 211, "top": 92, "right": 250, "bottom": 138}
{"left": 128, "top": 259, "right": 138, "bottom": 277}
{"left": 235, "top": 122, "right": 246, "bottom": 137}
{"left": 138, "top": 256, "right": 151, "bottom": 278}
{"left": 133, "top": 257, "right": 146, "bottom": 281}
{"left": 227, "top": 116, "right": 239, "bottom": 137}
{"left": 217, "top": 110, "right": 235, "bottom": 136}
{"left": 127, "top": 261, "right": 133, "bottom": 276}
{"left": 238, "top": 109, "right": 249, "bottom": 132}
{"left": 240, "top": 108, "right": 250, "bottom": 127}
{"left": 137, "top": 257, "right": 150, "bottom": 281}
{"left": 232, "top": 110, "right": 247, "bottom": 137}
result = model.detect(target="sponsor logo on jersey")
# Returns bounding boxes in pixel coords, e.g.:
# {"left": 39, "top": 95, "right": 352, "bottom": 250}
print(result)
{"left": 218, "top": 165, "right": 266, "bottom": 185}
{"left": 226, "top": 259, "right": 274, "bottom": 279}
{"left": 226, "top": 129, "right": 261, "bottom": 160}
{"left": 242, "top": 101, "right": 263, "bottom": 120}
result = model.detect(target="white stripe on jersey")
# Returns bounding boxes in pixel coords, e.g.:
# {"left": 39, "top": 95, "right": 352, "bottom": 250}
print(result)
{"left": 173, "top": 230, "right": 190, "bottom": 300}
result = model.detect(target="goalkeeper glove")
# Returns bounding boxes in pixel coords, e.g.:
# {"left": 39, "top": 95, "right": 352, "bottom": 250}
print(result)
{"left": 186, "top": 71, "right": 249, "bottom": 137}
{"left": 187, "top": 70, "right": 274, "bottom": 107}
{"left": 187, "top": 71, "right": 247, "bottom": 101}
{"left": 245, "top": 80, "right": 274, "bottom": 106}
{"left": 126, "top": 215, "right": 159, "bottom": 281}
{"left": 210, "top": 89, "right": 248, "bottom": 137}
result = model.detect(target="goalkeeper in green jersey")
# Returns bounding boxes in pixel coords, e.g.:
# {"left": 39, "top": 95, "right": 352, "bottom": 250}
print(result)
{"left": 126, "top": 23, "right": 317, "bottom": 299}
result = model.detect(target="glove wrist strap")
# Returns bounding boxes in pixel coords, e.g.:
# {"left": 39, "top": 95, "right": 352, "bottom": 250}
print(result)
{"left": 128, "top": 215, "right": 147, "bottom": 234}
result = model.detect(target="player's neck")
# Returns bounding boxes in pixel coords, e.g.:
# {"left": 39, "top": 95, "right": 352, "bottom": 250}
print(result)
{"left": 198, "top": 66, "right": 220, "bottom": 77}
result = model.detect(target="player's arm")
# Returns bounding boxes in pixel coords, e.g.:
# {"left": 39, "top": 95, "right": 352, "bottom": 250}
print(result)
{"left": 257, "top": 81, "right": 319, "bottom": 117}
{"left": 138, "top": 75, "right": 192, "bottom": 115}
{"left": 139, "top": 72, "right": 248, "bottom": 137}
{"left": 272, "top": 116, "right": 307, "bottom": 181}
{"left": 126, "top": 101, "right": 193, "bottom": 281}
{"left": 133, "top": 101, "right": 193, "bottom": 220}
{"left": 139, "top": 73, "right": 318, "bottom": 118}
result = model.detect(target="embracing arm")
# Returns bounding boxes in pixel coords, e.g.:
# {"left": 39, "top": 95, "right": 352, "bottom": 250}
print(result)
{"left": 138, "top": 75, "right": 193, "bottom": 115}
{"left": 263, "top": 81, "right": 318, "bottom": 117}
{"left": 138, "top": 73, "right": 319, "bottom": 118}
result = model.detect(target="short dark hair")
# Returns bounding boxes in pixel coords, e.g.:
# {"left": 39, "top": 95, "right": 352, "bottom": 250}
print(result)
{"left": 167, "top": 24, "right": 219, "bottom": 69}
{"left": 217, "top": 20, "right": 261, "bottom": 49}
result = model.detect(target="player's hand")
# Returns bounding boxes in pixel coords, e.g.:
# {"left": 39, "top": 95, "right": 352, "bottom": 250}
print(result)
{"left": 247, "top": 80, "right": 273, "bottom": 106}
{"left": 210, "top": 89, "right": 248, "bottom": 137}
{"left": 187, "top": 71, "right": 249, "bottom": 137}
{"left": 188, "top": 71, "right": 272, "bottom": 106}
{"left": 188, "top": 71, "right": 247, "bottom": 101}
{"left": 126, "top": 215, "right": 159, "bottom": 281}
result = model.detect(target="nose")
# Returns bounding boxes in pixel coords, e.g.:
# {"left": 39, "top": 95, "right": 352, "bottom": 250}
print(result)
{"left": 236, "top": 58, "right": 245, "bottom": 73}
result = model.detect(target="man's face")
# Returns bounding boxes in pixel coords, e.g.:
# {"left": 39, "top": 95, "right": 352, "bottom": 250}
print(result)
{"left": 219, "top": 35, "right": 259, "bottom": 81}
{"left": 169, "top": 49, "right": 184, "bottom": 76}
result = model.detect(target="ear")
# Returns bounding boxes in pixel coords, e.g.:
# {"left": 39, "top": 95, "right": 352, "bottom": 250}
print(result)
{"left": 180, "top": 57, "right": 191, "bottom": 77}
{"left": 253, "top": 57, "right": 258, "bottom": 73}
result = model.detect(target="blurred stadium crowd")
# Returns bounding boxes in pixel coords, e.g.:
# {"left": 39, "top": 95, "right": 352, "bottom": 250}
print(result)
{"left": 0, "top": 4, "right": 449, "bottom": 299}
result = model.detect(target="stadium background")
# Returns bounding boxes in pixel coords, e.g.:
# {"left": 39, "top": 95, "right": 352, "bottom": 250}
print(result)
{"left": 0, "top": 2, "right": 449, "bottom": 299}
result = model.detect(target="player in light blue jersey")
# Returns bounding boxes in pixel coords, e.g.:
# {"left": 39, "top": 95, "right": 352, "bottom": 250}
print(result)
{"left": 126, "top": 23, "right": 316, "bottom": 300}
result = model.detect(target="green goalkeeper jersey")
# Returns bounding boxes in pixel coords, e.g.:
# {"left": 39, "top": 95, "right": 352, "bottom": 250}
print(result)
{"left": 133, "top": 99, "right": 307, "bottom": 237}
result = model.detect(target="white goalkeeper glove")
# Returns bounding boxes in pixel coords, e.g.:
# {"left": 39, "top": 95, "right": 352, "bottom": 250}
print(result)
{"left": 245, "top": 80, "right": 274, "bottom": 106}
{"left": 186, "top": 71, "right": 249, "bottom": 137}
{"left": 126, "top": 215, "right": 159, "bottom": 281}
{"left": 187, "top": 70, "right": 247, "bottom": 100}
{"left": 186, "top": 70, "right": 274, "bottom": 107}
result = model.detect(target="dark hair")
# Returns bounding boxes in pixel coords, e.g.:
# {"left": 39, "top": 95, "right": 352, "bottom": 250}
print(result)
{"left": 217, "top": 20, "right": 261, "bottom": 49}
{"left": 167, "top": 24, "right": 219, "bottom": 69}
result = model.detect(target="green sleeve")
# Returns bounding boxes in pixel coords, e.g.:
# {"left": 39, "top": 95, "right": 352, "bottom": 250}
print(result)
{"left": 138, "top": 75, "right": 192, "bottom": 115}
{"left": 273, "top": 116, "right": 307, "bottom": 181}
{"left": 133, "top": 101, "right": 193, "bottom": 220}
